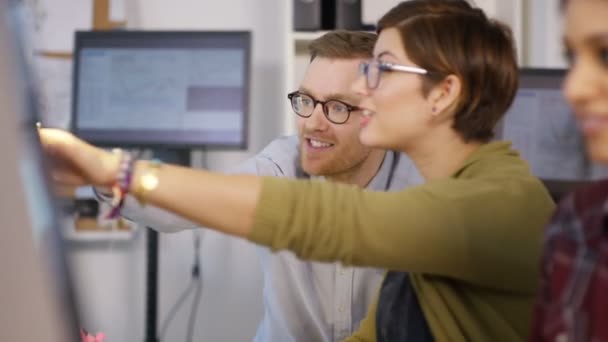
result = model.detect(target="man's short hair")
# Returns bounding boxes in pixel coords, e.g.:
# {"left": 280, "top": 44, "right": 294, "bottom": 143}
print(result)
{"left": 308, "top": 30, "right": 377, "bottom": 62}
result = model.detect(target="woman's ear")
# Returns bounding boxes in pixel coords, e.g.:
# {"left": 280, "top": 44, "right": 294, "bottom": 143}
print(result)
{"left": 428, "top": 74, "right": 462, "bottom": 118}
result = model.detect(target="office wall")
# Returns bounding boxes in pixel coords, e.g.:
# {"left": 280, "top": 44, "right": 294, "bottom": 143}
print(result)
{"left": 67, "top": 1, "right": 290, "bottom": 341}
{"left": 524, "top": 0, "right": 566, "bottom": 67}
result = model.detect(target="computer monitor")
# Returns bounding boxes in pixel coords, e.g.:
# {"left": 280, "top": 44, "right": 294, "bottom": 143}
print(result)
{"left": 71, "top": 30, "right": 251, "bottom": 149}
{"left": 500, "top": 68, "right": 590, "bottom": 200}
{"left": 0, "top": 2, "right": 80, "bottom": 341}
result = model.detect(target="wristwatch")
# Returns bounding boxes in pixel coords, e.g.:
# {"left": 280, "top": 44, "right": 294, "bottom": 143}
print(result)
{"left": 133, "top": 159, "right": 162, "bottom": 205}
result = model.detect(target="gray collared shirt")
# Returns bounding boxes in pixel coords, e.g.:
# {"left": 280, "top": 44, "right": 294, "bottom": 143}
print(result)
{"left": 110, "top": 135, "right": 423, "bottom": 342}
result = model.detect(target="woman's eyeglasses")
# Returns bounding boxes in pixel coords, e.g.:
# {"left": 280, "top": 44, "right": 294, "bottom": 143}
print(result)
{"left": 359, "top": 59, "right": 429, "bottom": 89}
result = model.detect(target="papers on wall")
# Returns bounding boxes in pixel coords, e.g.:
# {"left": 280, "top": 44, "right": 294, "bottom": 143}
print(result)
{"left": 19, "top": 0, "right": 93, "bottom": 128}
{"left": 33, "top": 56, "right": 72, "bottom": 129}
{"left": 27, "top": 0, "right": 93, "bottom": 52}
{"left": 109, "top": 0, "right": 126, "bottom": 22}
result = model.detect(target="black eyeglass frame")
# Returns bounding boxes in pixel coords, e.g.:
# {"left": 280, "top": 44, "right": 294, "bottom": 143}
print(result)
{"left": 287, "top": 91, "right": 361, "bottom": 124}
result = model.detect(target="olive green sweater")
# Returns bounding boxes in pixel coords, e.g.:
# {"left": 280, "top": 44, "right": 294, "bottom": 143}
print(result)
{"left": 249, "top": 141, "right": 555, "bottom": 341}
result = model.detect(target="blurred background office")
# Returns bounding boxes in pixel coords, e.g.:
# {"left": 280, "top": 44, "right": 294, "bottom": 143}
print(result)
{"left": 18, "top": 0, "right": 570, "bottom": 341}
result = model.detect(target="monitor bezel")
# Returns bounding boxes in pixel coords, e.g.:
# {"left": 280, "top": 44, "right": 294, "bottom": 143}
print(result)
{"left": 519, "top": 67, "right": 566, "bottom": 88}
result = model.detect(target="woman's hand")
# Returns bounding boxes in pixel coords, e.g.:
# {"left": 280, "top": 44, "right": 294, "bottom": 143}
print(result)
{"left": 39, "top": 128, "right": 120, "bottom": 187}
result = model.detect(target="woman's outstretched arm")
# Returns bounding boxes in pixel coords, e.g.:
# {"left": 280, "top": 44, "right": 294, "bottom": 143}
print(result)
{"left": 130, "top": 160, "right": 261, "bottom": 238}
{"left": 40, "top": 128, "right": 553, "bottom": 291}
{"left": 40, "top": 128, "right": 261, "bottom": 238}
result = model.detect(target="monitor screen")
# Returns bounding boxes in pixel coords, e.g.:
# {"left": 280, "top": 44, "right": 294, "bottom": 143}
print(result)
{"left": 71, "top": 31, "right": 251, "bottom": 149}
{"left": 499, "top": 68, "right": 591, "bottom": 201}
{"left": 0, "top": 2, "right": 80, "bottom": 341}
{"left": 500, "top": 68, "right": 589, "bottom": 181}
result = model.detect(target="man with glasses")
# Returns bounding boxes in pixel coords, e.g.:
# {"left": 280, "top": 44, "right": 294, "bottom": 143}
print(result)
{"left": 99, "top": 30, "right": 421, "bottom": 341}
{"left": 247, "top": 31, "right": 422, "bottom": 342}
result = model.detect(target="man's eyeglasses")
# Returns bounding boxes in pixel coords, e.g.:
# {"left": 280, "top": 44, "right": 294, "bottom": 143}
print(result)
{"left": 359, "top": 59, "right": 429, "bottom": 89}
{"left": 287, "top": 91, "right": 361, "bottom": 124}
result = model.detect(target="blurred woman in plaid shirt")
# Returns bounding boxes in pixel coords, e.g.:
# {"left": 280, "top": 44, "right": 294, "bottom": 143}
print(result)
{"left": 530, "top": 0, "right": 608, "bottom": 341}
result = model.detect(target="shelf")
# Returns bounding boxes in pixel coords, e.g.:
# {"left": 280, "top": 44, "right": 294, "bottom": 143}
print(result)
{"left": 61, "top": 216, "right": 138, "bottom": 242}
{"left": 63, "top": 228, "right": 135, "bottom": 242}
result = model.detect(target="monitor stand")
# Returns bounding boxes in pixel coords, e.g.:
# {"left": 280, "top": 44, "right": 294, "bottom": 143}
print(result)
{"left": 144, "top": 149, "right": 191, "bottom": 342}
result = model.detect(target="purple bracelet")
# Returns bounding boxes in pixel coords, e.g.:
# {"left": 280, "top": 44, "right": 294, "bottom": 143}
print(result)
{"left": 106, "top": 149, "right": 135, "bottom": 219}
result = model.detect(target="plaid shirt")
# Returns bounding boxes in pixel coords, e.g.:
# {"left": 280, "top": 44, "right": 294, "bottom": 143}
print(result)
{"left": 530, "top": 180, "right": 608, "bottom": 341}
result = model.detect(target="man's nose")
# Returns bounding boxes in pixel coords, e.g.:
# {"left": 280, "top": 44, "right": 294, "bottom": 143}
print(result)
{"left": 304, "top": 103, "right": 329, "bottom": 131}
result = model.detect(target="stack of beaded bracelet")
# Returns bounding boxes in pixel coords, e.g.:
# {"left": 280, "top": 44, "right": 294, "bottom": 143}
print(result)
{"left": 106, "top": 148, "right": 135, "bottom": 219}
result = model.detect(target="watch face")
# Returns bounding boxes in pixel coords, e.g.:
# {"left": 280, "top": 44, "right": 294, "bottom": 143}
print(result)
{"left": 141, "top": 173, "right": 159, "bottom": 191}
